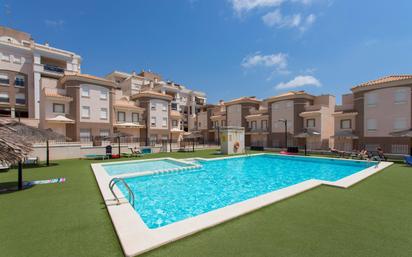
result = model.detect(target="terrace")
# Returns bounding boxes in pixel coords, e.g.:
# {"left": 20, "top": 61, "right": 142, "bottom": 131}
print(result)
{"left": 1, "top": 149, "right": 411, "bottom": 257}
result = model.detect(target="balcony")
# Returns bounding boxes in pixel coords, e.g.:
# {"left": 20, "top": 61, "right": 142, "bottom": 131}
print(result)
{"left": 44, "top": 64, "right": 65, "bottom": 73}
{"left": 304, "top": 104, "right": 324, "bottom": 111}
{"left": 335, "top": 104, "right": 354, "bottom": 112}
{"left": 246, "top": 128, "right": 269, "bottom": 134}
{"left": 43, "top": 88, "right": 73, "bottom": 102}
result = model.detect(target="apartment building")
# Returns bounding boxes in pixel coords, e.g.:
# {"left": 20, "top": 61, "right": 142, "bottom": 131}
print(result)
{"left": 0, "top": 26, "right": 81, "bottom": 121}
{"left": 350, "top": 75, "right": 412, "bottom": 154}
{"left": 106, "top": 70, "right": 206, "bottom": 133}
{"left": 39, "top": 73, "right": 116, "bottom": 141}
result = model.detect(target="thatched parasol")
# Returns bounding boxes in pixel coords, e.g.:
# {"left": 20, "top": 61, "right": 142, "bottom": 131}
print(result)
{"left": 0, "top": 122, "right": 32, "bottom": 165}
{"left": 0, "top": 122, "right": 33, "bottom": 190}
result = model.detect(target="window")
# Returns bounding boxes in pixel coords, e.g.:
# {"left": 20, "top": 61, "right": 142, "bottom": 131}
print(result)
{"left": 53, "top": 103, "right": 65, "bottom": 113}
{"left": 0, "top": 74, "right": 9, "bottom": 85}
{"left": 132, "top": 113, "right": 139, "bottom": 123}
{"left": 394, "top": 88, "right": 408, "bottom": 104}
{"left": 99, "top": 129, "right": 110, "bottom": 138}
{"left": 162, "top": 104, "right": 167, "bottom": 112}
{"left": 131, "top": 83, "right": 140, "bottom": 91}
{"left": 262, "top": 120, "right": 268, "bottom": 130}
{"left": 367, "top": 119, "right": 377, "bottom": 131}
{"left": 15, "top": 93, "right": 26, "bottom": 105}
{"left": 151, "top": 117, "right": 156, "bottom": 127}
{"left": 117, "top": 111, "right": 125, "bottom": 122}
{"left": 100, "top": 89, "right": 107, "bottom": 100}
{"left": 81, "top": 106, "right": 90, "bottom": 118}
{"left": 15, "top": 75, "right": 25, "bottom": 87}
{"left": 306, "top": 119, "right": 315, "bottom": 128}
{"left": 80, "top": 129, "right": 91, "bottom": 142}
{"left": 151, "top": 103, "right": 156, "bottom": 110}
{"left": 12, "top": 55, "right": 21, "bottom": 64}
{"left": 393, "top": 118, "right": 407, "bottom": 131}
{"left": 81, "top": 86, "right": 90, "bottom": 97}
{"left": 171, "top": 103, "right": 178, "bottom": 110}
{"left": 286, "top": 101, "right": 293, "bottom": 108}
{"left": 251, "top": 121, "right": 257, "bottom": 130}
{"left": 172, "top": 120, "right": 178, "bottom": 127}
{"left": 221, "top": 120, "right": 226, "bottom": 127}
{"left": 198, "top": 122, "right": 201, "bottom": 128}
{"left": 340, "top": 119, "right": 352, "bottom": 129}
{"left": 1, "top": 54, "right": 10, "bottom": 62}
{"left": 100, "top": 108, "right": 108, "bottom": 120}
{"left": 162, "top": 117, "right": 168, "bottom": 127}
{"left": 0, "top": 92, "right": 9, "bottom": 102}
{"left": 366, "top": 92, "right": 377, "bottom": 106}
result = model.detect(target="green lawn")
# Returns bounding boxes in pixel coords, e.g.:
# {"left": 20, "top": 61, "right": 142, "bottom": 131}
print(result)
{"left": 1, "top": 149, "right": 412, "bottom": 257}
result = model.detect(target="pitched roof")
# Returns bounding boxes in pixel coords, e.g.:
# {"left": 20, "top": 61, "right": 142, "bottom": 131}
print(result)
{"left": 265, "top": 91, "right": 315, "bottom": 102}
{"left": 130, "top": 91, "right": 173, "bottom": 101}
{"left": 60, "top": 73, "right": 115, "bottom": 87}
{"left": 224, "top": 96, "right": 261, "bottom": 106}
{"left": 352, "top": 75, "right": 412, "bottom": 91}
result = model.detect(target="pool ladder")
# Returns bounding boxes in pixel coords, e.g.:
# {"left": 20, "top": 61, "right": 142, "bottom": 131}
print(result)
{"left": 109, "top": 177, "right": 135, "bottom": 207}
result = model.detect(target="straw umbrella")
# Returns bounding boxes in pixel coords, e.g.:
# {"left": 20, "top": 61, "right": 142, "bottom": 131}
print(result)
{"left": 0, "top": 122, "right": 33, "bottom": 190}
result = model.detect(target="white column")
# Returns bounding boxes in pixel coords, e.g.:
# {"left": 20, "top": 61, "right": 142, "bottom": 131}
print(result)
{"left": 34, "top": 72, "right": 41, "bottom": 119}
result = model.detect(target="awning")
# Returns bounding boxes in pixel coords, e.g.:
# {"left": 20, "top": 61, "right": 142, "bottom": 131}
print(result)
{"left": 46, "top": 115, "right": 75, "bottom": 124}
{"left": 294, "top": 128, "right": 320, "bottom": 138}
{"left": 114, "top": 122, "right": 144, "bottom": 128}
{"left": 183, "top": 131, "right": 203, "bottom": 138}
{"left": 332, "top": 130, "right": 359, "bottom": 139}
{"left": 389, "top": 128, "right": 412, "bottom": 137}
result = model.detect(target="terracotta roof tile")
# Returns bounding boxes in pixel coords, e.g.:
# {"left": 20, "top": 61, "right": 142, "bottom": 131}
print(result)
{"left": 352, "top": 75, "right": 412, "bottom": 90}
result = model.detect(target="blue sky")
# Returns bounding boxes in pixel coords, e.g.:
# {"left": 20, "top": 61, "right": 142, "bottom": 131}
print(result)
{"left": 2, "top": 0, "right": 412, "bottom": 103}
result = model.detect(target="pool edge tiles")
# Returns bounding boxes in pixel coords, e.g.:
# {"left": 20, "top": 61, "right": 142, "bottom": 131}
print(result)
{"left": 91, "top": 154, "right": 393, "bottom": 257}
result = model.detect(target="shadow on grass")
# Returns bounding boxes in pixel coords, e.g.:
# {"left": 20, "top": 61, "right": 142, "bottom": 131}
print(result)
{"left": 0, "top": 181, "right": 34, "bottom": 194}
{"left": 9, "top": 163, "right": 60, "bottom": 170}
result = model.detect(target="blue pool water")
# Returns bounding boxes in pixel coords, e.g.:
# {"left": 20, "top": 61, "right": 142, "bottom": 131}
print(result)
{"left": 115, "top": 154, "right": 374, "bottom": 229}
{"left": 103, "top": 159, "right": 193, "bottom": 176}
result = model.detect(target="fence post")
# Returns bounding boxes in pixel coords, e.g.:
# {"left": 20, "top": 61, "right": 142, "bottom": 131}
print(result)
{"left": 46, "top": 140, "right": 50, "bottom": 166}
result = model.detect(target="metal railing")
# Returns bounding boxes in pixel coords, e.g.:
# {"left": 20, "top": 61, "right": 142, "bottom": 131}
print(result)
{"left": 109, "top": 177, "right": 135, "bottom": 207}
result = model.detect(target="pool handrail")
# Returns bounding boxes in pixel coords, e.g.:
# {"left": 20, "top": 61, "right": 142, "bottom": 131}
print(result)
{"left": 109, "top": 177, "right": 135, "bottom": 207}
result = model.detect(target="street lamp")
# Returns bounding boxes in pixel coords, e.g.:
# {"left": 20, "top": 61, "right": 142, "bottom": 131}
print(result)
{"left": 278, "top": 119, "right": 288, "bottom": 150}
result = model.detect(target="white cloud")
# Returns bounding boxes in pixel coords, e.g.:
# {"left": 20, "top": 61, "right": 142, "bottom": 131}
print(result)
{"left": 262, "top": 9, "right": 316, "bottom": 31}
{"left": 262, "top": 9, "right": 301, "bottom": 28}
{"left": 242, "top": 52, "right": 288, "bottom": 71}
{"left": 44, "top": 19, "right": 65, "bottom": 28}
{"left": 300, "top": 13, "right": 316, "bottom": 31}
{"left": 275, "top": 75, "right": 321, "bottom": 89}
{"left": 229, "top": 0, "right": 284, "bottom": 14}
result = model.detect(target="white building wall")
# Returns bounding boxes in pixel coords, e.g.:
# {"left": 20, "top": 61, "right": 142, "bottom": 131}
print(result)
{"left": 149, "top": 99, "right": 169, "bottom": 129}
{"left": 227, "top": 104, "right": 242, "bottom": 126}
{"left": 79, "top": 84, "right": 110, "bottom": 123}
{"left": 271, "top": 100, "right": 294, "bottom": 133}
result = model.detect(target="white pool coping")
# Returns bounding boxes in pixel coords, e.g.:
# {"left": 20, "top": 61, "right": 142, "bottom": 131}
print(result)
{"left": 91, "top": 154, "right": 393, "bottom": 257}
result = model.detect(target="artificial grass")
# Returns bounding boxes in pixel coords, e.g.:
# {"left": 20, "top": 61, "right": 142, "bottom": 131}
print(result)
{"left": 1, "top": 150, "right": 412, "bottom": 257}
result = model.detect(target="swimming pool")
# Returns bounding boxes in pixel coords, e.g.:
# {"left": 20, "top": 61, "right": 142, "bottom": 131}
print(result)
{"left": 92, "top": 153, "right": 392, "bottom": 256}
{"left": 103, "top": 158, "right": 197, "bottom": 176}
{"left": 115, "top": 154, "right": 375, "bottom": 229}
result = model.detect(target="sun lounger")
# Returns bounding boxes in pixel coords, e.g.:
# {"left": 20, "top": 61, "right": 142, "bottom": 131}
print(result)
{"left": 84, "top": 154, "right": 108, "bottom": 160}
{"left": 0, "top": 163, "right": 10, "bottom": 171}
{"left": 24, "top": 157, "right": 39, "bottom": 165}
{"left": 404, "top": 156, "right": 412, "bottom": 166}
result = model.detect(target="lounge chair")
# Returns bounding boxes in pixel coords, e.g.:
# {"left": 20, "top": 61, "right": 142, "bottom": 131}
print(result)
{"left": 0, "top": 163, "right": 10, "bottom": 171}
{"left": 24, "top": 157, "right": 39, "bottom": 165}
{"left": 84, "top": 154, "right": 107, "bottom": 160}
{"left": 404, "top": 156, "right": 412, "bottom": 166}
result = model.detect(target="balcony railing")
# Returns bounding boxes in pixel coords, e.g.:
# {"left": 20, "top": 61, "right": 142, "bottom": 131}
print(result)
{"left": 335, "top": 104, "right": 354, "bottom": 112}
{"left": 43, "top": 64, "right": 65, "bottom": 74}
{"left": 246, "top": 128, "right": 269, "bottom": 133}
